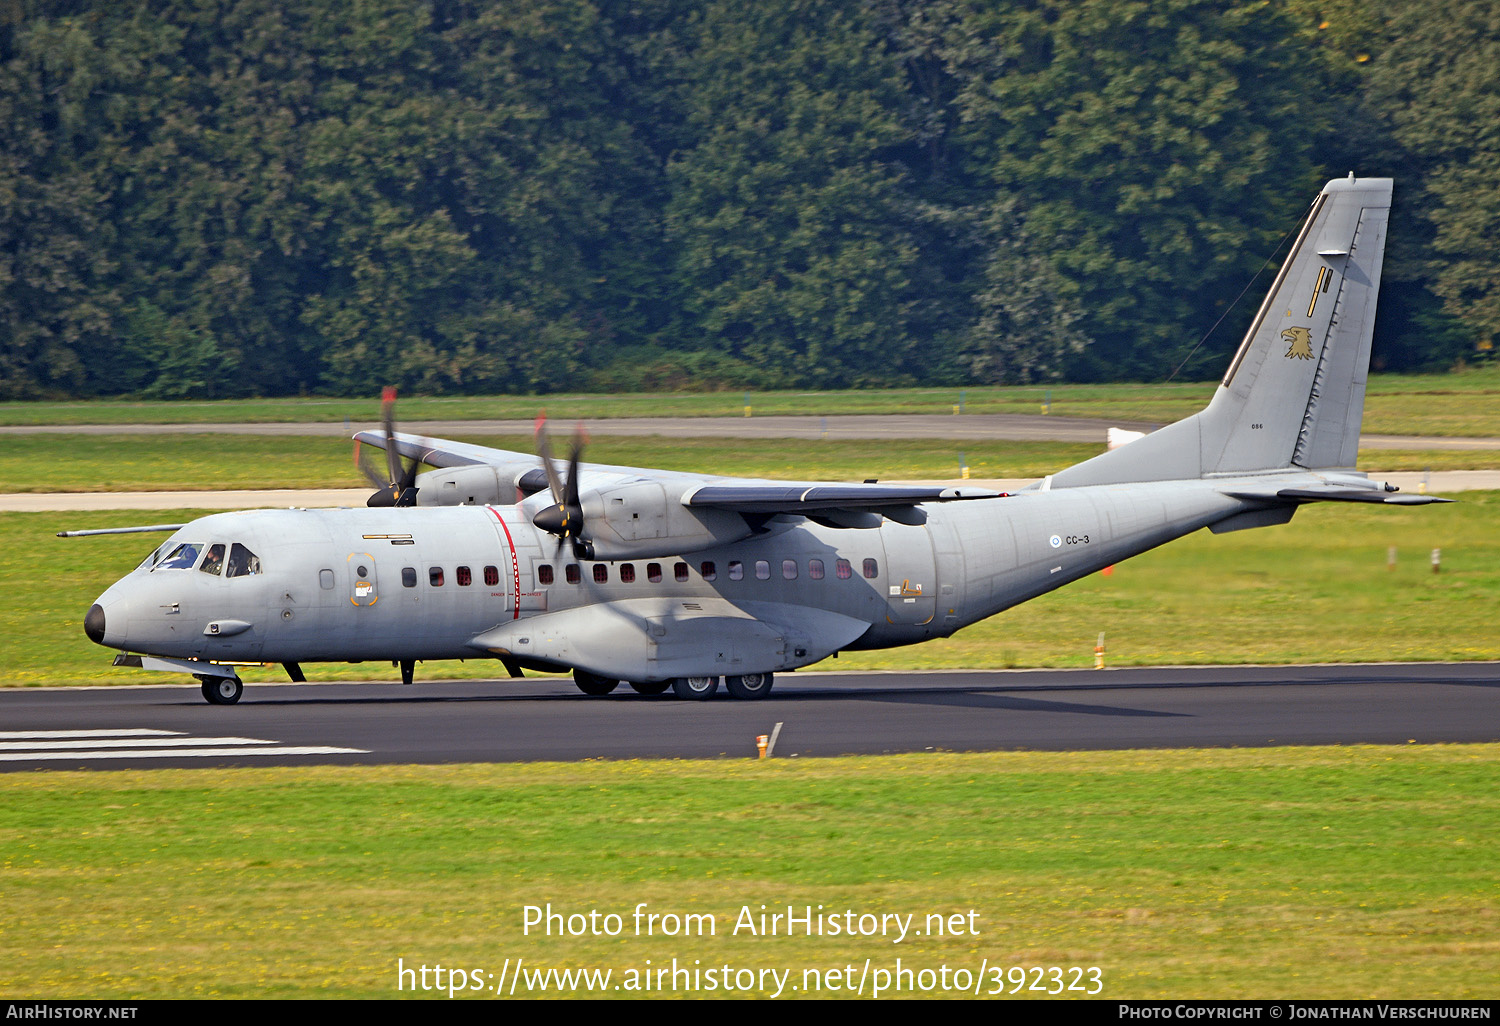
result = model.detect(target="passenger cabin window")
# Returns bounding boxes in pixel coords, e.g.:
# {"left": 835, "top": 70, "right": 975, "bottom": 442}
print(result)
{"left": 457, "top": 566, "right": 473, "bottom": 586}
{"left": 863, "top": 558, "right": 879, "bottom": 579}
{"left": 537, "top": 564, "right": 554, "bottom": 585}
{"left": 700, "top": 561, "right": 717, "bottom": 582}
{"left": 403, "top": 568, "right": 418, "bottom": 588}
{"left": 199, "top": 543, "right": 225, "bottom": 576}
{"left": 647, "top": 562, "right": 662, "bottom": 583}
{"left": 782, "top": 559, "right": 797, "bottom": 580}
{"left": 674, "top": 562, "right": 689, "bottom": 583}
{"left": 565, "top": 564, "right": 580, "bottom": 585}
{"left": 430, "top": 567, "right": 445, "bottom": 587}
{"left": 484, "top": 565, "right": 499, "bottom": 586}
{"left": 225, "top": 543, "right": 261, "bottom": 578}
{"left": 593, "top": 564, "right": 608, "bottom": 584}
{"left": 836, "top": 558, "right": 852, "bottom": 580}
{"left": 728, "top": 560, "right": 743, "bottom": 581}
{"left": 319, "top": 569, "right": 335, "bottom": 590}
{"left": 755, "top": 560, "right": 770, "bottom": 580}
{"left": 809, "top": 558, "right": 825, "bottom": 580}
{"left": 156, "top": 543, "right": 202, "bottom": 571}
{"left": 620, "top": 563, "right": 636, "bottom": 584}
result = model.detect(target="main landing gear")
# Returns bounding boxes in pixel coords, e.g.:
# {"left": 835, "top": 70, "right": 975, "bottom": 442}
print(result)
{"left": 197, "top": 675, "right": 243, "bottom": 705}
{"left": 572, "top": 670, "right": 775, "bottom": 700}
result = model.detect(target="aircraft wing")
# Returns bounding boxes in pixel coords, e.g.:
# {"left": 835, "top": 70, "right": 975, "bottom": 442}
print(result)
{"left": 352, "top": 430, "right": 513, "bottom": 470}
{"left": 354, "top": 429, "right": 1003, "bottom": 516}
{"left": 681, "top": 483, "right": 1000, "bottom": 513}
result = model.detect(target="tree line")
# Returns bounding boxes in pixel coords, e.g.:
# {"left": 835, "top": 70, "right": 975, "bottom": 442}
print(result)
{"left": 2, "top": 0, "right": 1495, "bottom": 400}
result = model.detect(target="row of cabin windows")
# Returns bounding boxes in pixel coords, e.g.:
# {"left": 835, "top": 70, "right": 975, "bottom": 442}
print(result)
{"left": 391, "top": 558, "right": 880, "bottom": 590}
{"left": 399, "top": 565, "right": 502, "bottom": 588}
{"left": 537, "top": 557, "right": 878, "bottom": 585}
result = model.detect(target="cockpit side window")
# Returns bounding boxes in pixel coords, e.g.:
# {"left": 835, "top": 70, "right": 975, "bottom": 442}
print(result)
{"left": 226, "top": 543, "right": 262, "bottom": 578}
{"left": 155, "top": 543, "right": 203, "bottom": 571}
{"left": 199, "top": 543, "right": 225, "bottom": 576}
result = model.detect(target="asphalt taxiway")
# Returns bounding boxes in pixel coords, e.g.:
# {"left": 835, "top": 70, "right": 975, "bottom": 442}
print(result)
{"left": 3, "top": 663, "right": 1496, "bottom": 771}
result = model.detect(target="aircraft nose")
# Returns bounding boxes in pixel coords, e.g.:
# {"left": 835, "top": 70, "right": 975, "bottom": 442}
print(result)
{"left": 84, "top": 603, "right": 106, "bottom": 645}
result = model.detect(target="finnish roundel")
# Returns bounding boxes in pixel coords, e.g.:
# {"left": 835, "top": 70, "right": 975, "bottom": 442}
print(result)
{"left": 1049, "top": 534, "right": 1062, "bottom": 549}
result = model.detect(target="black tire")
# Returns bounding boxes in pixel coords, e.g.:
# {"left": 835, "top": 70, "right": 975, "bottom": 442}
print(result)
{"left": 200, "top": 676, "right": 242, "bottom": 705}
{"left": 724, "top": 672, "right": 774, "bottom": 700}
{"left": 671, "top": 676, "right": 720, "bottom": 700}
{"left": 628, "top": 680, "right": 672, "bottom": 696}
{"left": 574, "top": 670, "right": 620, "bottom": 696}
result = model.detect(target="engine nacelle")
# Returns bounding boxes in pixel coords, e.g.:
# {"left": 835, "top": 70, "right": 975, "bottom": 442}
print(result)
{"left": 415, "top": 465, "right": 534, "bottom": 507}
{"left": 582, "top": 478, "right": 758, "bottom": 559}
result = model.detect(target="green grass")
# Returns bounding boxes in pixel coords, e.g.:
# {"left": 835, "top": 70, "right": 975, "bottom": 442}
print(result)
{"left": 3, "top": 363, "right": 1499, "bottom": 435}
{"left": 1, "top": 746, "right": 1495, "bottom": 998}
{"left": 10, "top": 493, "right": 1496, "bottom": 689}
{"left": 2, "top": 433, "right": 1496, "bottom": 495}
{"left": 0, "top": 433, "right": 1104, "bottom": 493}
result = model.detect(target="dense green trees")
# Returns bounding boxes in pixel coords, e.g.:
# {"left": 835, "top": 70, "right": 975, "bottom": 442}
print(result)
{"left": 0, "top": 0, "right": 1495, "bottom": 399}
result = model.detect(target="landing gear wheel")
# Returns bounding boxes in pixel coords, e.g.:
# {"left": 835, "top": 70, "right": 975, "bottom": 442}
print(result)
{"left": 628, "top": 680, "right": 672, "bottom": 696}
{"left": 199, "top": 676, "right": 242, "bottom": 705}
{"left": 724, "top": 672, "right": 774, "bottom": 700}
{"left": 574, "top": 670, "right": 620, "bottom": 696}
{"left": 671, "top": 676, "right": 720, "bottom": 701}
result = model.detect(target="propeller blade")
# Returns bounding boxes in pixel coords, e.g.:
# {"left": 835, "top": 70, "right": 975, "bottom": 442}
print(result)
{"left": 364, "top": 387, "right": 420, "bottom": 507}
{"left": 382, "top": 386, "right": 402, "bottom": 486}
{"left": 531, "top": 416, "right": 590, "bottom": 549}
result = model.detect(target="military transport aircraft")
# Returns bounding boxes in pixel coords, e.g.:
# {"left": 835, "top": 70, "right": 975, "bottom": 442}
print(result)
{"left": 75, "top": 176, "right": 1447, "bottom": 705}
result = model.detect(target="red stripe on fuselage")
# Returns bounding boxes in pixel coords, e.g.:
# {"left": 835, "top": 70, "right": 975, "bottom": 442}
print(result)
{"left": 486, "top": 506, "right": 522, "bottom": 620}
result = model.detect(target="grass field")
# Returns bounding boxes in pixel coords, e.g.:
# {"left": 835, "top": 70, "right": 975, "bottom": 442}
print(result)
{"left": 1, "top": 746, "right": 1495, "bottom": 998}
{"left": 5, "top": 388, "right": 1497, "bottom": 1003}
{"left": 0, "top": 434, "right": 1104, "bottom": 493}
{"left": 2, "top": 363, "right": 1498, "bottom": 436}
{"left": 1, "top": 433, "right": 1495, "bottom": 495}
{"left": 10, "top": 492, "right": 1495, "bottom": 688}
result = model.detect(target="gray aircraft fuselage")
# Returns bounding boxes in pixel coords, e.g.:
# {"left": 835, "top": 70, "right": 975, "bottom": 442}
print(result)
{"left": 89, "top": 475, "right": 1256, "bottom": 673}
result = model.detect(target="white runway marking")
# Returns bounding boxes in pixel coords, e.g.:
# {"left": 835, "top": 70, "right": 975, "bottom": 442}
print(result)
{"left": 0, "top": 729, "right": 368, "bottom": 762}
{"left": 0, "top": 736, "right": 275, "bottom": 751}
{"left": 0, "top": 746, "right": 369, "bottom": 762}
{"left": 0, "top": 728, "right": 181, "bottom": 739}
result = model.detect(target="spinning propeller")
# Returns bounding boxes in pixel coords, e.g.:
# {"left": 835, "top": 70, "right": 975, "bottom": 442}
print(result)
{"left": 357, "top": 387, "right": 421, "bottom": 507}
{"left": 531, "top": 415, "right": 594, "bottom": 559}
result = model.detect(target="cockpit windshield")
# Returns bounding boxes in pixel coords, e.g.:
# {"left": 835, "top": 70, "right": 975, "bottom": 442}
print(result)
{"left": 146, "top": 540, "right": 261, "bottom": 575}
{"left": 154, "top": 543, "right": 203, "bottom": 571}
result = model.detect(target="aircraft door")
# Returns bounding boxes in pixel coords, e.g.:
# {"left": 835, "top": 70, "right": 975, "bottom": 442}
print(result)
{"left": 348, "top": 552, "right": 379, "bottom": 606}
{"left": 880, "top": 522, "right": 938, "bottom": 625}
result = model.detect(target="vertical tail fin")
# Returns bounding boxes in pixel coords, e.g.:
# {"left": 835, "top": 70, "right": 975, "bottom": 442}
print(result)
{"left": 1051, "top": 176, "right": 1392, "bottom": 488}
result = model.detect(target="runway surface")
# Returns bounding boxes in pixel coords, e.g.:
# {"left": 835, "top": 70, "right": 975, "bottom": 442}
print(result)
{"left": 3, "top": 663, "right": 1496, "bottom": 771}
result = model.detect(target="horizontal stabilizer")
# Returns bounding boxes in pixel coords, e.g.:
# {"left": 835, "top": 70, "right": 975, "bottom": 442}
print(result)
{"left": 1221, "top": 484, "right": 1452, "bottom": 506}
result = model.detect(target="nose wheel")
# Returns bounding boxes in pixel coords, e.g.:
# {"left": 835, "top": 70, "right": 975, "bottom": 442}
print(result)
{"left": 197, "top": 675, "right": 243, "bottom": 705}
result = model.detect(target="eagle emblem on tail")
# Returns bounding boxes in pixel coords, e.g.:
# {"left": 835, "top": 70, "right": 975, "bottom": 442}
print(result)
{"left": 1281, "top": 326, "right": 1315, "bottom": 360}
